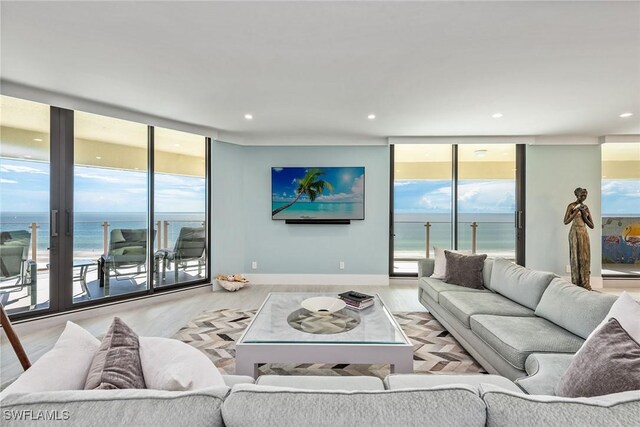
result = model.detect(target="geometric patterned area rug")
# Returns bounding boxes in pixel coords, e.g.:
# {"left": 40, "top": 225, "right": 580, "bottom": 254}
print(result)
{"left": 172, "top": 309, "right": 486, "bottom": 378}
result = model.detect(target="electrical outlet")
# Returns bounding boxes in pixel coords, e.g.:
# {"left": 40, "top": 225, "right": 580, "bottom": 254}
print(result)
{"left": 252, "top": 261, "right": 258, "bottom": 270}
{"left": 566, "top": 265, "right": 571, "bottom": 273}
{"left": 339, "top": 261, "right": 345, "bottom": 270}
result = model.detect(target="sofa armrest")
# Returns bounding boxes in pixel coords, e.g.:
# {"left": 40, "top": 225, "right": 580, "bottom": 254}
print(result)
{"left": 417, "top": 258, "right": 435, "bottom": 278}
{"left": 514, "top": 353, "right": 574, "bottom": 395}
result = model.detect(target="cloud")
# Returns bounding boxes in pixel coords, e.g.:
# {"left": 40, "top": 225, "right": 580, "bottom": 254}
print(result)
{"left": 273, "top": 168, "right": 283, "bottom": 172}
{"left": 0, "top": 178, "right": 18, "bottom": 184}
{"left": 351, "top": 174, "right": 364, "bottom": 194}
{"left": 75, "top": 172, "right": 124, "bottom": 183}
{"left": 317, "top": 192, "right": 363, "bottom": 202}
{"left": 0, "top": 164, "right": 48, "bottom": 175}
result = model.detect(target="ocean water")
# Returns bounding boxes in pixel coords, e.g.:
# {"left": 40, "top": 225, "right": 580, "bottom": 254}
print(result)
{"left": 272, "top": 201, "right": 364, "bottom": 220}
{"left": 1, "top": 212, "right": 205, "bottom": 262}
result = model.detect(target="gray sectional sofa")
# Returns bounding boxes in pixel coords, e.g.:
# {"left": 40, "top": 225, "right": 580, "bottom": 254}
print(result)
{"left": 3, "top": 374, "right": 639, "bottom": 426}
{"left": 418, "top": 257, "right": 618, "bottom": 386}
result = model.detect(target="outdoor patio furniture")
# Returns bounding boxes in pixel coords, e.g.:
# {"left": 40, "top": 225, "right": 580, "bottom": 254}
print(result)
{"left": 0, "top": 230, "right": 37, "bottom": 307}
{"left": 99, "top": 228, "right": 154, "bottom": 296}
{"left": 156, "top": 226, "right": 206, "bottom": 284}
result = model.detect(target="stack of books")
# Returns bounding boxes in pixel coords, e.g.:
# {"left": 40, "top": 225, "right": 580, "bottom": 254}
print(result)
{"left": 338, "top": 291, "right": 374, "bottom": 311}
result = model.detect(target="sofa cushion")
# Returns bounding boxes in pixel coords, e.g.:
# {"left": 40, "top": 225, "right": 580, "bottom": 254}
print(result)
{"left": 470, "top": 315, "right": 584, "bottom": 370}
{"left": 482, "top": 258, "right": 494, "bottom": 290}
{"left": 221, "top": 384, "right": 486, "bottom": 427}
{"left": 384, "top": 373, "right": 523, "bottom": 394}
{"left": 256, "top": 375, "right": 384, "bottom": 391}
{"left": 85, "top": 317, "right": 145, "bottom": 390}
{"left": 0, "top": 387, "right": 229, "bottom": 427}
{"left": 535, "top": 278, "right": 617, "bottom": 339}
{"left": 481, "top": 384, "right": 640, "bottom": 427}
{"left": 0, "top": 322, "right": 100, "bottom": 399}
{"left": 419, "top": 277, "right": 489, "bottom": 304}
{"left": 444, "top": 251, "right": 487, "bottom": 289}
{"left": 139, "top": 337, "right": 224, "bottom": 391}
{"left": 489, "top": 258, "right": 554, "bottom": 310}
{"left": 440, "top": 292, "right": 535, "bottom": 328}
{"left": 555, "top": 318, "right": 640, "bottom": 398}
{"left": 515, "top": 353, "right": 574, "bottom": 396}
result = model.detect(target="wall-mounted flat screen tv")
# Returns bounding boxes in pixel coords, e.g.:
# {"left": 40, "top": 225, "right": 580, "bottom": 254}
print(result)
{"left": 272, "top": 167, "right": 365, "bottom": 221}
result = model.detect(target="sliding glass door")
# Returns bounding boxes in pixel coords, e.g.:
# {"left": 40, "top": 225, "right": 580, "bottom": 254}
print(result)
{"left": 73, "top": 111, "right": 150, "bottom": 303}
{"left": 390, "top": 143, "right": 523, "bottom": 275}
{"left": 1, "top": 94, "right": 211, "bottom": 318}
{"left": 0, "top": 96, "right": 51, "bottom": 314}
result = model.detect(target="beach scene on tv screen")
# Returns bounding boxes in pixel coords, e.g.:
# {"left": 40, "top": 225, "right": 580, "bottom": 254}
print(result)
{"left": 272, "top": 167, "right": 364, "bottom": 220}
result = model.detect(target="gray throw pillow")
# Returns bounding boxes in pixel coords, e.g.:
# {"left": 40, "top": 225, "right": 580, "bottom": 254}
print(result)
{"left": 85, "top": 317, "right": 146, "bottom": 390}
{"left": 555, "top": 318, "right": 640, "bottom": 398}
{"left": 443, "top": 251, "right": 487, "bottom": 289}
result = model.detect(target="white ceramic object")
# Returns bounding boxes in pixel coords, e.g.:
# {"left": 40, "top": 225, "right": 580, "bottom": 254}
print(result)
{"left": 217, "top": 279, "right": 246, "bottom": 292}
{"left": 301, "top": 297, "right": 346, "bottom": 315}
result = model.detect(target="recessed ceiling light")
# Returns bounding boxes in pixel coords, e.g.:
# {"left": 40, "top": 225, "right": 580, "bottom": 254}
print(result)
{"left": 96, "top": 156, "right": 102, "bottom": 160}
{"left": 367, "top": 114, "right": 376, "bottom": 120}
{"left": 33, "top": 138, "right": 43, "bottom": 142}
{"left": 492, "top": 113, "right": 503, "bottom": 119}
{"left": 244, "top": 114, "right": 253, "bottom": 120}
{"left": 24, "top": 155, "right": 32, "bottom": 159}
{"left": 619, "top": 112, "right": 633, "bottom": 118}
{"left": 474, "top": 149, "right": 488, "bottom": 158}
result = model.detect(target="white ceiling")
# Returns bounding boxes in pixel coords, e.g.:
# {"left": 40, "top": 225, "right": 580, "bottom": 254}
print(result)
{"left": 1, "top": 1, "right": 639, "bottom": 143}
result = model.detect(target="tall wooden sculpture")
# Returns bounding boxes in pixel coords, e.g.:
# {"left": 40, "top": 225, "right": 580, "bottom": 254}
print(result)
{"left": 563, "top": 187, "right": 594, "bottom": 290}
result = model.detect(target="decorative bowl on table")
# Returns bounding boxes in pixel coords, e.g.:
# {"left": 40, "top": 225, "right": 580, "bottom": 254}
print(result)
{"left": 301, "top": 297, "right": 346, "bottom": 315}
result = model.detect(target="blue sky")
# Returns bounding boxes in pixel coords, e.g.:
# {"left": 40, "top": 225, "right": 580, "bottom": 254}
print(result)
{"left": 271, "top": 167, "right": 364, "bottom": 203}
{"left": 0, "top": 158, "right": 205, "bottom": 213}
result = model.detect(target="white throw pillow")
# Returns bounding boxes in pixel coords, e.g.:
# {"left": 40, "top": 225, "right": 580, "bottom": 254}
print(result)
{"left": 138, "top": 337, "right": 224, "bottom": 391}
{"left": 588, "top": 292, "right": 640, "bottom": 343}
{"left": 1, "top": 321, "right": 100, "bottom": 398}
{"left": 431, "top": 247, "right": 468, "bottom": 280}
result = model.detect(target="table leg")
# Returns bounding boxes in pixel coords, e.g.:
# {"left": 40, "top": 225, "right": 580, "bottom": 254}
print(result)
{"left": 235, "top": 351, "right": 259, "bottom": 378}
{"left": 390, "top": 354, "right": 414, "bottom": 374}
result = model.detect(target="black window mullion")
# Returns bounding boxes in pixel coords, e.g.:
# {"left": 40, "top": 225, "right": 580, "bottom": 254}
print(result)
{"left": 147, "top": 126, "right": 155, "bottom": 292}
{"left": 452, "top": 144, "right": 459, "bottom": 250}
{"left": 205, "top": 137, "right": 212, "bottom": 283}
{"left": 516, "top": 144, "right": 526, "bottom": 266}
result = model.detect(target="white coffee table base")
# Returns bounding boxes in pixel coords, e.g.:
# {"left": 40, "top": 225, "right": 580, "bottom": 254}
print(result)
{"left": 236, "top": 342, "right": 414, "bottom": 378}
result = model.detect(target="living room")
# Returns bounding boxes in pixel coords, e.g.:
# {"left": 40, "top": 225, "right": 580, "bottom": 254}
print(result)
{"left": 1, "top": 1, "right": 639, "bottom": 426}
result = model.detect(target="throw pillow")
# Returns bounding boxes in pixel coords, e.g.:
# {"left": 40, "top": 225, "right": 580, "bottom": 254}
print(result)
{"left": 431, "top": 247, "right": 468, "bottom": 280}
{"left": 583, "top": 291, "right": 640, "bottom": 346}
{"left": 139, "top": 337, "right": 225, "bottom": 391}
{"left": 85, "top": 317, "right": 146, "bottom": 390}
{"left": 0, "top": 321, "right": 100, "bottom": 398}
{"left": 443, "top": 251, "right": 487, "bottom": 289}
{"left": 555, "top": 318, "right": 640, "bottom": 398}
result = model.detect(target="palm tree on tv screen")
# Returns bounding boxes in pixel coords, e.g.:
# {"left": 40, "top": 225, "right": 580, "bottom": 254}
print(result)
{"left": 272, "top": 168, "right": 334, "bottom": 216}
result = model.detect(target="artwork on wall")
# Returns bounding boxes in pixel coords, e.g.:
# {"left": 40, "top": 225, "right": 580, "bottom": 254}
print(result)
{"left": 271, "top": 167, "right": 365, "bottom": 221}
{"left": 602, "top": 217, "right": 640, "bottom": 265}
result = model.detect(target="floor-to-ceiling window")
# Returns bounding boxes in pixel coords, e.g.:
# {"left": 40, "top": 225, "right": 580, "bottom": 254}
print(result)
{"left": 154, "top": 127, "right": 207, "bottom": 288}
{"left": 392, "top": 145, "right": 453, "bottom": 274}
{"left": 391, "top": 143, "right": 522, "bottom": 275}
{"left": 601, "top": 142, "right": 640, "bottom": 276}
{"left": 0, "top": 96, "right": 51, "bottom": 314}
{"left": 73, "top": 111, "right": 150, "bottom": 303}
{"left": 457, "top": 145, "right": 516, "bottom": 257}
{"left": 0, "top": 95, "right": 211, "bottom": 318}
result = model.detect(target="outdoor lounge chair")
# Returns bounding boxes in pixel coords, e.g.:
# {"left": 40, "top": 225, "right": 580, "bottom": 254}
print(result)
{"left": 156, "top": 226, "right": 206, "bottom": 284}
{"left": 99, "top": 228, "right": 155, "bottom": 295}
{"left": 0, "top": 230, "right": 37, "bottom": 307}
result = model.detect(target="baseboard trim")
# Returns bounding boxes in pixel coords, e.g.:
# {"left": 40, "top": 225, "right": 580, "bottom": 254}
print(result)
{"left": 242, "top": 274, "right": 389, "bottom": 286}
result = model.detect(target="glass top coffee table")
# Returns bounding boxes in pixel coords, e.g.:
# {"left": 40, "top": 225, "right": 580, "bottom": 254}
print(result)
{"left": 235, "top": 292, "right": 414, "bottom": 378}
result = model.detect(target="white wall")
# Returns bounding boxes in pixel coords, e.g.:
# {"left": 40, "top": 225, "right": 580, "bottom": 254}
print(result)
{"left": 212, "top": 143, "right": 390, "bottom": 283}
{"left": 526, "top": 143, "right": 602, "bottom": 285}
